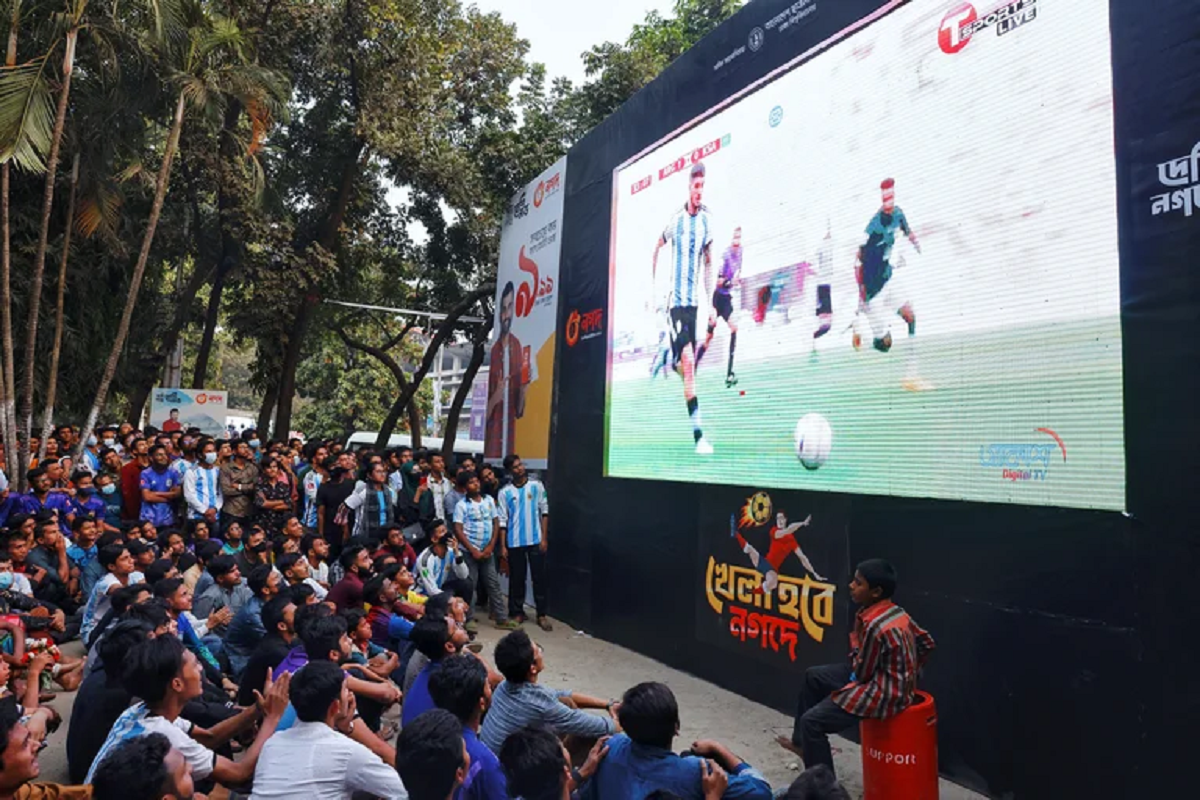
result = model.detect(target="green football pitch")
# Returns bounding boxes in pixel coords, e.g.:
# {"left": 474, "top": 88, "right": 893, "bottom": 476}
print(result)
{"left": 605, "top": 317, "right": 1126, "bottom": 511}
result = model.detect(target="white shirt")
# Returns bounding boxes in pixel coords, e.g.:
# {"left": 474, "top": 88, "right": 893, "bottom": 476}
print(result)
{"left": 250, "top": 720, "right": 407, "bottom": 799}
{"left": 86, "top": 702, "right": 215, "bottom": 783}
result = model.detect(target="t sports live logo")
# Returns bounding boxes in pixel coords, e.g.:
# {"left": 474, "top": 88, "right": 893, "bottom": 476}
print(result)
{"left": 938, "top": 0, "right": 1038, "bottom": 54}
{"left": 978, "top": 428, "right": 1066, "bottom": 482}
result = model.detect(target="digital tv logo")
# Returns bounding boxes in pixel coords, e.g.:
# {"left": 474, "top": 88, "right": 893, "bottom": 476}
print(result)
{"left": 938, "top": 0, "right": 1037, "bottom": 54}
{"left": 978, "top": 427, "right": 1066, "bottom": 482}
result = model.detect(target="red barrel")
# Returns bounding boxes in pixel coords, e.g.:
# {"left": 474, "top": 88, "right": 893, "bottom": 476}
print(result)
{"left": 860, "top": 691, "right": 939, "bottom": 800}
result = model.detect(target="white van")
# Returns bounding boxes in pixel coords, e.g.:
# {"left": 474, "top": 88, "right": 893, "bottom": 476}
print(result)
{"left": 344, "top": 431, "right": 485, "bottom": 464}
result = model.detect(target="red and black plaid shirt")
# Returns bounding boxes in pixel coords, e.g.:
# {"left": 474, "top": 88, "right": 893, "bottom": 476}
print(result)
{"left": 832, "top": 600, "right": 935, "bottom": 719}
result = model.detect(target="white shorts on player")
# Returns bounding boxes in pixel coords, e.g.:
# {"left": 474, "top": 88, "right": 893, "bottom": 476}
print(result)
{"left": 863, "top": 269, "right": 910, "bottom": 340}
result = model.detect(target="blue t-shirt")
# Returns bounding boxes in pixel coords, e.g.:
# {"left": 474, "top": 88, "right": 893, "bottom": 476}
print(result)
{"left": 139, "top": 467, "right": 181, "bottom": 526}
{"left": 460, "top": 727, "right": 507, "bottom": 800}
{"left": 18, "top": 492, "right": 73, "bottom": 535}
{"left": 581, "top": 734, "right": 772, "bottom": 800}
{"left": 401, "top": 660, "right": 444, "bottom": 727}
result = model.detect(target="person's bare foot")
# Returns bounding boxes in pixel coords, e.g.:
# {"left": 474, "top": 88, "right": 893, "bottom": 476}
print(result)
{"left": 774, "top": 735, "right": 803, "bottom": 759}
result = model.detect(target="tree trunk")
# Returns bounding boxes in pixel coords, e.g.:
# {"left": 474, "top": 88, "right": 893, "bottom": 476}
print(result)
{"left": 192, "top": 264, "right": 225, "bottom": 388}
{"left": 441, "top": 324, "right": 488, "bottom": 461}
{"left": 77, "top": 91, "right": 186, "bottom": 460}
{"left": 192, "top": 102, "right": 244, "bottom": 389}
{"left": 0, "top": 1, "right": 20, "bottom": 481}
{"left": 273, "top": 139, "right": 366, "bottom": 440}
{"left": 36, "top": 153, "right": 78, "bottom": 460}
{"left": 124, "top": 379, "right": 153, "bottom": 427}
{"left": 273, "top": 291, "right": 317, "bottom": 439}
{"left": 372, "top": 284, "right": 494, "bottom": 450}
{"left": 407, "top": 398, "right": 422, "bottom": 447}
{"left": 256, "top": 378, "right": 277, "bottom": 437}
{"left": 19, "top": 26, "right": 77, "bottom": 479}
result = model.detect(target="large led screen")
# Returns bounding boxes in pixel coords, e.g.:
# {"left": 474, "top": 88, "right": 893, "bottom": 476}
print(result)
{"left": 605, "top": 0, "right": 1125, "bottom": 510}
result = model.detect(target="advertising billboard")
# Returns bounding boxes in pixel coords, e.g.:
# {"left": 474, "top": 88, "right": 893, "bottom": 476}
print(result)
{"left": 604, "top": 0, "right": 1125, "bottom": 511}
{"left": 149, "top": 388, "right": 228, "bottom": 438}
{"left": 486, "top": 157, "right": 567, "bottom": 469}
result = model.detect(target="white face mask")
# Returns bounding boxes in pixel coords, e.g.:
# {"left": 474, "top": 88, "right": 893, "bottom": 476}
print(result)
{"left": 102, "top": 438, "right": 115, "bottom": 447}
{"left": 204, "top": 452, "right": 218, "bottom": 465}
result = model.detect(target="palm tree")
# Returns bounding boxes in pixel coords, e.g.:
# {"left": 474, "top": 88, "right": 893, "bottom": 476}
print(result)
{"left": 76, "top": 11, "right": 288, "bottom": 454}
{"left": 36, "top": 151, "right": 77, "bottom": 460}
{"left": 17, "top": 0, "right": 86, "bottom": 480}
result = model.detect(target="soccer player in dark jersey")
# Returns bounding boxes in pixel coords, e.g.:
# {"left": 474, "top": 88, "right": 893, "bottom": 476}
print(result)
{"left": 651, "top": 161, "right": 715, "bottom": 455}
{"left": 853, "top": 178, "right": 931, "bottom": 392}
{"left": 696, "top": 226, "right": 742, "bottom": 387}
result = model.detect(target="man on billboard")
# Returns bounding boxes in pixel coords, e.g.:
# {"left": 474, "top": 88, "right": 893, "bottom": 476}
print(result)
{"left": 486, "top": 282, "right": 535, "bottom": 460}
{"left": 161, "top": 408, "right": 182, "bottom": 433}
{"left": 695, "top": 225, "right": 742, "bottom": 388}
{"left": 651, "top": 160, "right": 714, "bottom": 455}
{"left": 852, "top": 178, "right": 931, "bottom": 392}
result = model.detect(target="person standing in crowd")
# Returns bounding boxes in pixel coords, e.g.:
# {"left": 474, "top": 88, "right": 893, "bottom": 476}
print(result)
{"left": 453, "top": 470, "right": 514, "bottom": 630}
{"left": 479, "top": 464, "right": 502, "bottom": 502}
{"left": 78, "top": 431, "right": 102, "bottom": 475}
{"left": 779, "top": 559, "right": 935, "bottom": 777}
{"left": 219, "top": 440, "right": 259, "bottom": 532}
{"left": 497, "top": 454, "right": 551, "bottom": 632}
{"left": 346, "top": 461, "right": 398, "bottom": 546}
{"left": 443, "top": 467, "right": 467, "bottom": 524}
{"left": 250, "top": 659, "right": 408, "bottom": 799}
{"left": 316, "top": 458, "right": 356, "bottom": 551}
{"left": 140, "top": 445, "right": 183, "bottom": 529}
{"left": 429, "top": 654, "right": 507, "bottom": 799}
{"left": 424, "top": 452, "right": 452, "bottom": 525}
{"left": 254, "top": 458, "right": 293, "bottom": 539}
{"left": 18, "top": 470, "right": 72, "bottom": 534}
{"left": 120, "top": 438, "right": 150, "bottom": 522}
{"left": 183, "top": 438, "right": 222, "bottom": 534}
{"left": 302, "top": 445, "right": 329, "bottom": 534}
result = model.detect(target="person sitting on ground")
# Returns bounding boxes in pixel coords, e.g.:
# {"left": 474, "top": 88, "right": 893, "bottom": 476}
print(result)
{"left": 275, "top": 552, "right": 327, "bottom": 602}
{"left": 429, "top": 654, "right": 507, "bottom": 799}
{"left": 90, "top": 732, "right": 199, "bottom": 800}
{"left": 384, "top": 562, "right": 426, "bottom": 620}
{"left": 327, "top": 544, "right": 372, "bottom": 612}
{"left": 80, "top": 543, "right": 144, "bottom": 643}
{"left": 237, "top": 596, "right": 296, "bottom": 708}
{"left": 480, "top": 628, "right": 618, "bottom": 754}
{"left": 778, "top": 765, "right": 850, "bottom": 800}
{"left": 234, "top": 525, "right": 271, "bottom": 576}
{"left": 401, "top": 610, "right": 472, "bottom": 727}
{"left": 220, "top": 520, "right": 245, "bottom": 555}
{"left": 582, "top": 681, "right": 771, "bottom": 799}
{"left": 499, "top": 725, "right": 613, "bottom": 800}
{"left": 144, "top": 558, "right": 179, "bottom": 587}
{"left": 183, "top": 539, "right": 222, "bottom": 596}
{"left": 0, "top": 699, "right": 91, "bottom": 800}
{"left": 65, "top": 516, "right": 100, "bottom": 599}
{"left": 84, "top": 634, "right": 290, "bottom": 788}
{"left": 224, "top": 564, "right": 281, "bottom": 679}
{"left": 0, "top": 650, "right": 60, "bottom": 744}
{"left": 289, "top": 582, "right": 317, "bottom": 607}
{"left": 129, "top": 539, "right": 157, "bottom": 573}
{"left": 301, "top": 533, "right": 330, "bottom": 588}
{"left": 396, "top": 708, "right": 469, "bottom": 800}
{"left": 191, "top": 554, "right": 251, "bottom": 637}
{"left": 153, "top": 579, "right": 223, "bottom": 682}
{"left": 363, "top": 573, "right": 414, "bottom": 655}
{"left": 66, "top": 619, "right": 152, "bottom": 783}
{"left": 343, "top": 608, "right": 399, "bottom": 677}
{"left": 79, "top": 531, "right": 121, "bottom": 605}
{"left": 23, "top": 519, "right": 71, "bottom": 610}
{"left": 373, "top": 524, "right": 417, "bottom": 572}
{"left": 82, "top": 585, "right": 151, "bottom": 673}
{"left": 777, "top": 559, "right": 935, "bottom": 776}
{"left": 249, "top": 660, "right": 407, "bottom": 799}
{"left": 413, "top": 519, "right": 470, "bottom": 601}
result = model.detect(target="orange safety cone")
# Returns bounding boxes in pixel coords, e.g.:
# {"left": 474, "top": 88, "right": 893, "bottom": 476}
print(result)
{"left": 860, "top": 691, "right": 939, "bottom": 800}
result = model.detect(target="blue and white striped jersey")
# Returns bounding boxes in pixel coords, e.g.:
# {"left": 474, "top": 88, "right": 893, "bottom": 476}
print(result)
{"left": 497, "top": 480, "right": 549, "bottom": 548}
{"left": 662, "top": 203, "right": 713, "bottom": 308}
{"left": 183, "top": 464, "right": 223, "bottom": 520}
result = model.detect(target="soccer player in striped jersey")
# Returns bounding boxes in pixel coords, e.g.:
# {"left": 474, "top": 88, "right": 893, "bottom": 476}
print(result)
{"left": 651, "top": 161, "right": 715, "bottom": 455}
{"left": 696, "top": 225, "right": 742, "bottom": 387}
{"left": 497, "top": 454, "right": 551, "bottom": 632}
{"left": 852, "top": 178, "right": 932, "bottom": 391}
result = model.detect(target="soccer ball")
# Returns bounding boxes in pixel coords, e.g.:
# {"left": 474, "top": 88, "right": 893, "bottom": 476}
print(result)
{"left": 795, "top": 413, "right": 832, "bottom": 470}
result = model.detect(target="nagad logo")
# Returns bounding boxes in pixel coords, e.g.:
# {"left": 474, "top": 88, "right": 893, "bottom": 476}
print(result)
{"left": 565, "top": 308, "right": 603, "bottom": 347}
{"left": 196, "top": 394, "right": 207, "bottom": 404}
{"left": 938, "top": 0, "right": 1037, "bottom": 54}
{"left": 515, "top": 246, "right": 554, "bottom": 318}
{"left": 532, "top": 172, "right": 562, "bottom": 208}
{"left": 978, "top": 427, "right": 1066, "bottom": 482}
